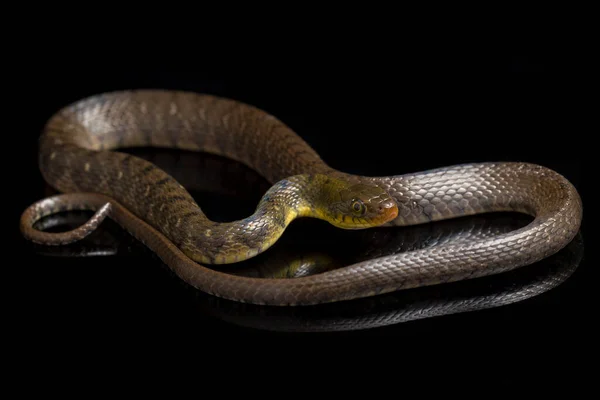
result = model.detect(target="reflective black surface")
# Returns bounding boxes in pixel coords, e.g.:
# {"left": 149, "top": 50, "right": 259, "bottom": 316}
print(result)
{"left": 12, "top": 60, "right": 591, "bottom": 356}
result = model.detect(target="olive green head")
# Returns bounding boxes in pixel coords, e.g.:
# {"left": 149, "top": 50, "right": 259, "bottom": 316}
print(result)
{"left": 307, "top": 175, "right": 398, "bottom": 229}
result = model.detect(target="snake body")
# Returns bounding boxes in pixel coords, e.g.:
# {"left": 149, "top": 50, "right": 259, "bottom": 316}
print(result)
{"left": 20, "top": 90, "right": 583, "bottom": 305}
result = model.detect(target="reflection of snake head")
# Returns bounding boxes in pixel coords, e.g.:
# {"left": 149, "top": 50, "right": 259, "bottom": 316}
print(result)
{"left": 310, "top": 176, "right": 398, "bottom": 230}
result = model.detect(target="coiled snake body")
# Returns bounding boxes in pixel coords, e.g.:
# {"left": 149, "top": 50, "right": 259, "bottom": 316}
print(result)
{"left": 20, "top": 90, "right": 583, "bottom": 305}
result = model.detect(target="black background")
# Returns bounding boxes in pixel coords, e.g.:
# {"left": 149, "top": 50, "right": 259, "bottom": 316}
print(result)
{"left": 8, "top": 42, "right": 593, "bottom": 375}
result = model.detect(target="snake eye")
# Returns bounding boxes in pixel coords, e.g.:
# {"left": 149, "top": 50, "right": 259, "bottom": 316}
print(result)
{"left": 351, "top": 199, "right": 366, "bottom": 215}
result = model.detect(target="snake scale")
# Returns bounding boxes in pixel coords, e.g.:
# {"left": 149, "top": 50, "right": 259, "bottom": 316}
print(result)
{"left": 20, "top": 89, "right": 583, "bottom": 306}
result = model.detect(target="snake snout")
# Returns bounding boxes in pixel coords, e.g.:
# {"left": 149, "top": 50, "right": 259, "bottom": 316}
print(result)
{"left": 378, "top": 199, "right": 398, "bottom": 221}
{"left": 380, "top": 199, "right": 396, "bottom": 210}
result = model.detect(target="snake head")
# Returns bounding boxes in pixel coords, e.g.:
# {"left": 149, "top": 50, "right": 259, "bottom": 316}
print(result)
{"left": 321, "top": 180, "right": 398, "bottom": 229}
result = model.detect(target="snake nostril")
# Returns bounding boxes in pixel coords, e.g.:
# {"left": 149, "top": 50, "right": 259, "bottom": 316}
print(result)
{"left": 380, "top": 200, "right": 395, "bottom": 210}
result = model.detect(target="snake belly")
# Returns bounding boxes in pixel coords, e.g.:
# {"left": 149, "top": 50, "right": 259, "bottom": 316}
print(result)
{"left": 20, "top": 89, "right": 583, "bottom": 305}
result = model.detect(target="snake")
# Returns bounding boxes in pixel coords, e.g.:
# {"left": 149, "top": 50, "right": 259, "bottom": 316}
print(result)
{"left": 19, "top": 89, "right": 583, "bottom": 306}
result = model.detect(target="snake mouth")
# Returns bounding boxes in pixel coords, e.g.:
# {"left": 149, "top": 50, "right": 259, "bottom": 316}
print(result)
{"left": 334, "top": 201, "right": 399, "bottom": 230}
{"left": 386, "top": 204, "right": 399, "bottom": 221}
{"left": 375, "top": 203, "right": 398, "bottom": 225}
{"left": 374, "top": 199, "right": 398, "bottom": 224}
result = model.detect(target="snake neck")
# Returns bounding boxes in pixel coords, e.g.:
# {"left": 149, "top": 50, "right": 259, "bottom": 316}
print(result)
{"left": 179, "top": 174, "right": 322, "bottom": 265}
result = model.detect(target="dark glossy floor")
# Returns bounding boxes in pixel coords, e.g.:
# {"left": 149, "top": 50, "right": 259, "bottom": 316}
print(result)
{"left": 11, "top": 57, "right": 592, "bottom": 352}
